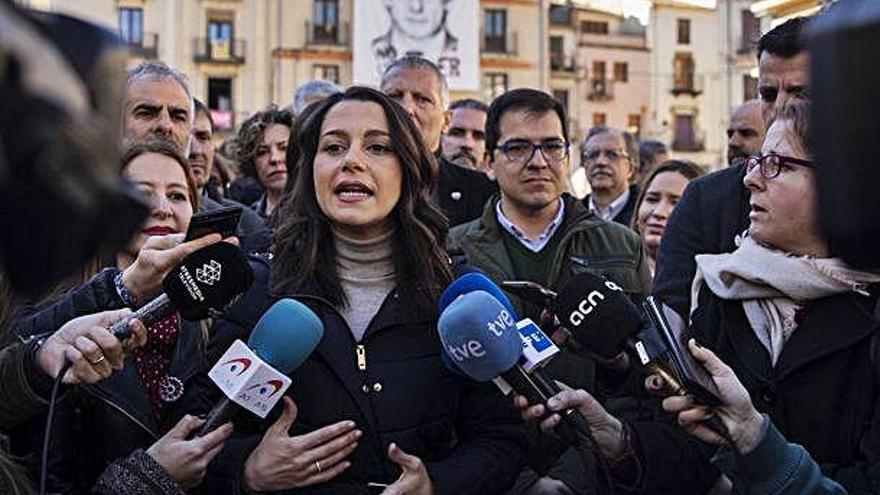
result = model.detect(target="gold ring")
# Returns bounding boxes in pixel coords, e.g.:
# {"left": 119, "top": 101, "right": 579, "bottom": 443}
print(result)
{"left": 90, "top": 355, "right": 105, "bottom": 365}
{"left": 314, "top": 460, "right": 323, "bottom": 473}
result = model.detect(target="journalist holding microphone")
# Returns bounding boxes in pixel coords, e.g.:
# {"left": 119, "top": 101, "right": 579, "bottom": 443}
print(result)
{"left": 202, "top": 86, "right": 526, "bottom": 495}
{"left": 7, "top": 140, "right": 236, "bottom": 493}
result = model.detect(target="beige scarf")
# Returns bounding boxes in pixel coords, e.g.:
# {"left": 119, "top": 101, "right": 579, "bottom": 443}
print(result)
{"left": 691, "top": 234, "right": 880, "bottom": 366}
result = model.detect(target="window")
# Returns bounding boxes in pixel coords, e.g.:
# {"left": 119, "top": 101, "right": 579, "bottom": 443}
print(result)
{"left": 592, "top": 61, "right": 606, "bottom": 82}
{"left": 550, "top": 36, "right": 565, "bottom": 70}
{"left": 613, "top": 62, "right": 628, "bottom": 83}
{"left": 552, "top": 90, "right": 569, "bottom": 115}
{"left": 208, "top": 19, "right": 233, "bottom": 59}
{"left": 673, "top": 114, "right": 700, "bottom": 151}
{"left": 313, "top": 64, "right": 340, "bottom": 84}
{"left": 484, "top": 72, "right": 508, "bottom": 101}
{"left": 673, "top": 52, "right": 696, "bottom": 92}
{"left": 581, "top": 20, "right": 609, "bottom": 35}
{"left": 313, "top": 0, "right": 339, "bottom": 44}
{"left": 484, "top": 9, "right": 507, "bottom": 53}
{"left": 208, "top": 78, "right": 233, "bottom": 131}
{"left": 119, "top": 7, "right": 143, "bottom": 45}
{"left": 740, "top": 9, "right": 760, "bottom": 52}
{"left": 677, "top": 19, "right": 691, "bottom": 44}
{"left": 592, "top": 113, "right": 607, "bottom": 127}
{"left": 627, "top": 114, "right": 641, "bottom": 137}
{"left": 549, "top": 5, "right": 571, "bottom": 25}
{"left": 743, "top": 74, "right": 758, "bottom": 101}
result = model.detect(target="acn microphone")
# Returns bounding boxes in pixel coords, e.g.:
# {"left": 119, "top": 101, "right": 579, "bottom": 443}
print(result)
{"left": 108, "top": 242, "right": 253, "bottom": 339}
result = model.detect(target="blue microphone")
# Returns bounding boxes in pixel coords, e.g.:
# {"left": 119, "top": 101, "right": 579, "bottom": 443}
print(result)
{"left": 438, "top": 291, "right": 591, "bottom": 447}
{"left": 197, "top": 299, "right": 324, "bottom": 435}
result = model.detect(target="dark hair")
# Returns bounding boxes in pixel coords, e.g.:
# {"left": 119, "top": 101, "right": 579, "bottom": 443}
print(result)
{"left": 121, "top": 139, "right": 199, "bottom": 211}
{"left": 236, "top": 105, "right": 293, "bottom": 179}
{"left": 449, "top": 98, "right": 488, "bottom": 113}
{"left": 638, "top": 140, "right": 668, "bottom": 172}
{"left": 271, "top": 86, "right": 452, "bottom": 314}
{"left": 485, "top": 89, "right": 568, "bottom": 158}
{"left": 193, "top": 97, "right": 214, "bottom": 132}
{"left": 757, "top": 16, "right": 810, "bottom": 61}
{"left": 631, "top": 159, "right": 704, "bottom": 232}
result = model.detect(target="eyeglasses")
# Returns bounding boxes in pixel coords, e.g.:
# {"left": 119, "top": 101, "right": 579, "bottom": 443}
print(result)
{"left": 582, "top": 148, "right": 629, "bottom": 162}
{"left": 496, "top": 139, "right": 569, "bottom": 166}
{"left": 745, "top": 153, "right": 814, "bottom": 180}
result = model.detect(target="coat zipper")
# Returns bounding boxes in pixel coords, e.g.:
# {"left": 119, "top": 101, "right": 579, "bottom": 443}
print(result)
{"left": 356, "top": 344, "right": 367, "bottom": 371}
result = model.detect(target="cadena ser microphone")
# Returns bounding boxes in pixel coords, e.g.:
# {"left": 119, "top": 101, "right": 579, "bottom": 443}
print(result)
{"left": 108, "top": 242, "right": 253, "bottom": 339}
{"left": 551, "top": 272, "right": 721, "bottom": 407}
{"left": 197, "top": 298, "right": 324, "bottom": 436}
{"left": 438, "top": 290, "right": 591, "bottom": 447}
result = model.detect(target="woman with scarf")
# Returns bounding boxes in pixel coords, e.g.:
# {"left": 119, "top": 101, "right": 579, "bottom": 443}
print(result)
{"left": 6, "top": 140, "right": 233, "bottom": 493}
{"left": 675, "top": 101, "right": 880, "bottom": 493}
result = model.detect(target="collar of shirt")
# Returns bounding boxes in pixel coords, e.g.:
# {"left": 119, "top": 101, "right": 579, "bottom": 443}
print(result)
{"left": 495, "top": 198, "right": 565, "bottom": 253}
{"left": 588, "top": 187, "right": 631, "bottom": 222}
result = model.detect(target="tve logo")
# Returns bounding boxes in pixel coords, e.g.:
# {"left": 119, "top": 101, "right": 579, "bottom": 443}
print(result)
{"left": 486, "top": 309, "right": 515, "bottom": 337}
{"left": 446, "top": 340, "right": 487, "bottom": 362}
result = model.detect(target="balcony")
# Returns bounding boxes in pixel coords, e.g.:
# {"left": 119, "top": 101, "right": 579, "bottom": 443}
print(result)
{"left": 550, "top": 54, "right": 576, "bottom": 73}
{"left": 481, "top": 31, "right": 518, "bottom": 56}
{"left": 193, "top": 38, "right": 246, "bottom": 64}
{"left": 305, "top": 21, "right": 349, "bottom": 47}
{"left": 670, "top": 74, "right": 704, "bottom": 96}
{"left": 124, "top": 32, "right": 159, "bottom": 59}
{"left": 586, "top": 78, "right": 613, "bottom": 101}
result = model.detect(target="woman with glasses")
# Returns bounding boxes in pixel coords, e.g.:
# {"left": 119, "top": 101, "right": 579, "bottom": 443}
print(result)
{"left": 670, "top": 101, "right": 880, "bottom": 492}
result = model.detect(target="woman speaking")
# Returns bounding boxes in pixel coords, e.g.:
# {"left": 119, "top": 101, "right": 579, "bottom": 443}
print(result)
{"left": 204, "top": 87, "right": 525, "bottom": 495}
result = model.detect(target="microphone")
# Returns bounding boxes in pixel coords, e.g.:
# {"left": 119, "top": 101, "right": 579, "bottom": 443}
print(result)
{"left": 438, "top": 290, "right": 592, "bottom": 447}
{"left": 197, "top": 298, "right": 324, "bottom": 436}
{"left": 551, "top": 272, "right": 721, "bottom": 406}
{"left": 108, "top": 242, "right": 253, "bottom": 339}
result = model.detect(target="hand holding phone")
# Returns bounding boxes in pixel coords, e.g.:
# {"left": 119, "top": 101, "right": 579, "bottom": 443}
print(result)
{"left": 185, "top": 205, "right": 242, "bottom": 241}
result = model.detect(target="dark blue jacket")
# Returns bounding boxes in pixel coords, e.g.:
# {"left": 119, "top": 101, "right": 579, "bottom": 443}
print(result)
{"left": 203, "top": 256, "right": 528, "bottom": 495}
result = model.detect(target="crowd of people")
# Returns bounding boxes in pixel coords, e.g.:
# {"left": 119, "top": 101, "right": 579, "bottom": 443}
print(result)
{"left": 0, "top": 2, "right": 877, "bottom": 495}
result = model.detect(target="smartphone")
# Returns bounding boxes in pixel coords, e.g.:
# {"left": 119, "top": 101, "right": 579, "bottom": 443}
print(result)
{"left": 367, "top": 482, "right": 389, "bottom": 494}
{"left": 643, "top": 296, "right": 722, "bottom": 407}
{"left": 184, "top": 205, "right": 242, "bottom": 241}
{"left": 501, "top": 280, "right": 557, "bottom": 308}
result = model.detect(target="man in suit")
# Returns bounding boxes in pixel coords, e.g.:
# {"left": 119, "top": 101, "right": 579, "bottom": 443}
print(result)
{"left": 581, "top": 126, "right": 639, "bottom": 227}
{"left": 653, "top": 17, "right": 811, "bottom": 316}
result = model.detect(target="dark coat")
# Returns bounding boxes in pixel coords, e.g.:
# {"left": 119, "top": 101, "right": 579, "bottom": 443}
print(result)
{"left": 7, "top": 268, "right": 211, "bottom": 494}
{"left": 652, "top": 164, "right": 750, "bottom": 316}
{"left": 583, "top": 184, "right": 640, "bottom": 227}
{"left": 688, "top": 286, "right": 880, "bottom": 494}
{"left": 203, "top": 257, "right": 527, "bottom": 495}
{"left": 435, "top": 157, "right": 498, "bottom": 228}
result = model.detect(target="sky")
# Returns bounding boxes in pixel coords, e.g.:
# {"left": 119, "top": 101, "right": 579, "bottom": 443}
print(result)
{"left": 576, "top": 0, "right": 718, "bottom": 25}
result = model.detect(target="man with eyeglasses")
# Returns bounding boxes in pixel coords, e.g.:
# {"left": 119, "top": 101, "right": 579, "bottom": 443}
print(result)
{"left": 581, "top": 127, "right": 640, "bottom": 226}
{"left": 448, "top": 88, "right": 650, "bottom": 495}
{"left": 653, "top": 17, "right": 812, "bottom": 317}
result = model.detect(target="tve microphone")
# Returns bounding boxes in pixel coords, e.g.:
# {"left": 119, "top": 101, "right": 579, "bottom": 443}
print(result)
{"left": 439, "top": 290, "right": 591, "bottom": 447}
{"left": 108, "top": 242, "right": 253, "bottom": 339}
{"left": 198, "top": 299, "right": 324, "bottom": 436}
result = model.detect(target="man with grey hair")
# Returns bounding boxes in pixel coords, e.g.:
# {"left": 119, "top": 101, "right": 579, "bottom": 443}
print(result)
{"left": 581, "top": 126, "right": 639, "bottom": 226}
{"left": 381, "top": 56, "right": 496, "bottom": 226}
{"left": 289, "top": 79, "right": 341, "bottom": 116}
{"left": 122, "top": 61, "right": 193, "bottom": 153}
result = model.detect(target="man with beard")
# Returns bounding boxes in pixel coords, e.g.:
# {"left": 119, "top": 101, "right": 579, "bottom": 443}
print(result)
{"left": 726, "top": 99, "right": 765, "bottom": 167}
{"left": 381, "top": 57, "right": 496, "bottom": 226}
{"left": 190, "top": 98, "right": 268, "bottom": 253}
{"left": 581, "top": 126, "right": 639, "bottom": 227}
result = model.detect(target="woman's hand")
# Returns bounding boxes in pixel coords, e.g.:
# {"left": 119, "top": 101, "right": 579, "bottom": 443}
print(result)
{"left": 243, "top": 397, "right": 360, "bottom": 492}
{"left": 146, "top": 415, "right": 233, "bottom": 490}
{"left": 381, "top": 443, "right": 432, "bottom": 495}
{"left": 121, "top": 233, "right": 238, "bottom": 304}
{"left": 513, "top": 385, "right": 625, "bottom": 461}
{"left": 662, "top": 340, "right": 765, "bottom": 453}
{"left": 36, "top": 309, "right": 148, "bottom": 384}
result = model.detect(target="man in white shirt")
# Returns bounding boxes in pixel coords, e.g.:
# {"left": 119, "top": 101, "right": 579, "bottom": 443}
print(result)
{"left": 581, "top": 127, "right": 639, "bottom": 226}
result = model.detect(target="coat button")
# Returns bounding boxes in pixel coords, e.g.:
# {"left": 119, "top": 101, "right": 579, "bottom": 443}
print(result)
{"left": 362, "top": 384, "right": 370, "bottom": 394}
{"left": 761, "top": 385, "right": 777, "bottom": 404}
{"left": 372, "top": 382, "right": 383, "bottom": 393}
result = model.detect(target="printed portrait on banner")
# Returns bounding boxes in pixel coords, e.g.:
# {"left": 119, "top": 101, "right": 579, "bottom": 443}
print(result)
{"left": 353, "top": 0, "right": 479, "bottom": 91}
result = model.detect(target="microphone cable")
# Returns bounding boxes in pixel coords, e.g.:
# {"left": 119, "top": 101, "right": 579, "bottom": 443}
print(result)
{"left": 39, "top": 361, "right": 71, "bottom": 495}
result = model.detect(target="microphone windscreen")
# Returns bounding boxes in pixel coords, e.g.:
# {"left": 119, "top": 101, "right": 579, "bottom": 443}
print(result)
{"left": 438, "top": 290, "right": 521, "bottom": 381}
{"left": 248, "top": 299, "right": 324, "bottom": 375}
{"left": 439, "top": 272, "right": 517, "bottom": 316}
{"left": 551, "top": 272, "right": 644, "bottom": 359}
{"left": 163, "top": 242, "right": 254, "bottom": 320}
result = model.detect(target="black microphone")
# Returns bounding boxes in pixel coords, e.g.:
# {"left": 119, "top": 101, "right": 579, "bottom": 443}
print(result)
{"left": 108, "top": 242, "right": 253, "bottom": 339}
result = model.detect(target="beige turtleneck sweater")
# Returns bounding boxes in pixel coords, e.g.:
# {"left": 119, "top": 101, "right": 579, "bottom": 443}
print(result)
{"left": 333, "top": 229, "right": 397, "bottom": 342}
